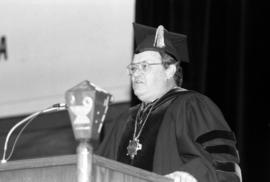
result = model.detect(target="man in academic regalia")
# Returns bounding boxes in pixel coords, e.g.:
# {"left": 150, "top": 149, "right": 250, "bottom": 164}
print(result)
{"left": 95, "top": 23, "right": 242, "bottom": 182}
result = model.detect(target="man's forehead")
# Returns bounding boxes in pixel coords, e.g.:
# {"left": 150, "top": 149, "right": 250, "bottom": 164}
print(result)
{"left": 132, "top": 51, "right": 161, "bottom": 63}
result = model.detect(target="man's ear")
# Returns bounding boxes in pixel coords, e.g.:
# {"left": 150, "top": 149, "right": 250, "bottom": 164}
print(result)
{"left": 166, "top": 64, "right": 176, "bottom": 79}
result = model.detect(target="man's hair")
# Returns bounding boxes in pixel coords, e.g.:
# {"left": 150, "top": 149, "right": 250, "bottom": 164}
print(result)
{"left": 160, "top": 52, "right": 183, "bottom": 86}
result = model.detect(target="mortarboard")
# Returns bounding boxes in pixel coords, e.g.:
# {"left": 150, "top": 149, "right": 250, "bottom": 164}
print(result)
{"left": 133, "top": 23, "right": 189, "bottom": 63}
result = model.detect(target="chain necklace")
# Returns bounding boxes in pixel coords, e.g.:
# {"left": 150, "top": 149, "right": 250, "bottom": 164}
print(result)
{"left": 126, "top": 99, "right": 158, "bottom": 160}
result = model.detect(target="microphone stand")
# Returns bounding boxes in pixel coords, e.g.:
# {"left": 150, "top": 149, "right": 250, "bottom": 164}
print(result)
{"left": 1, "top": 103, "right": 66, "bottom": 164}
{"left": 77, "top": 140, "right": 92, "bottom": 182}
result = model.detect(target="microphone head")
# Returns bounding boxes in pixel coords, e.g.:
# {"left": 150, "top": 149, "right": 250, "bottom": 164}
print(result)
{"left": 65, "top": 80, "right": 112, "bottom": 142}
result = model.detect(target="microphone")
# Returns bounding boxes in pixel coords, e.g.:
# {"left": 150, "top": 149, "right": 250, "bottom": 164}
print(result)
{"left": 1, "top": 103, "right": 67, "bottom": 164}
{"left": 65, "top": 80, "right": 112, "bottom": 182}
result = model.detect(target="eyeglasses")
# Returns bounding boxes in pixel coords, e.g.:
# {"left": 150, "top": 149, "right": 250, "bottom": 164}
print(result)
{"left": 126, "top": 61, "right": 163, "bottom": 75}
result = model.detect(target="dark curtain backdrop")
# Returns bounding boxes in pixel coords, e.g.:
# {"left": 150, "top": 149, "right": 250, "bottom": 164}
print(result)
{"left": 134, "top": 0, "right": 268, "bottom": 182}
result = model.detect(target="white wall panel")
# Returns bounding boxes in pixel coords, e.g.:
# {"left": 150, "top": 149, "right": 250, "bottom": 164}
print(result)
{"left": 0, "top": 0, "right": 134, "bottom": 117}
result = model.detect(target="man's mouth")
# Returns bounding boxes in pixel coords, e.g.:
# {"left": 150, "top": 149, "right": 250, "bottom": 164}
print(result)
{"left": 134, "top": 80, "right": 144, "bottom": 84}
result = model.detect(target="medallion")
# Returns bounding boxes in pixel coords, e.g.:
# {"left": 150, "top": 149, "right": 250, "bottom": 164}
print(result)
{"left": 126, "top": 138, "right": 142, "bottom": 159}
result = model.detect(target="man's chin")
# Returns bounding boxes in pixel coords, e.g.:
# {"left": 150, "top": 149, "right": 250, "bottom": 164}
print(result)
{"left": 133, "top": 83, "right": 144, "bottom": 91}
{"left": 133, "top": 88, "right": 146, "bottom": 100}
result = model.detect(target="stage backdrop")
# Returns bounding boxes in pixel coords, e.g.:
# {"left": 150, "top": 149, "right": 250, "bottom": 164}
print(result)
{"left": 0, "top": 0, "right": 134, "bottom": 117}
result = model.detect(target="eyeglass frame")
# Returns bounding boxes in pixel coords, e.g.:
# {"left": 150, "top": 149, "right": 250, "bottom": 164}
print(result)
{"left": 126, "top": 61, "right": 164, "bottom": 75}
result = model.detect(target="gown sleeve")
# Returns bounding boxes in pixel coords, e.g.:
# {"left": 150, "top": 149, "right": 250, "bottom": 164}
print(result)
{"left": 174, "top": 93, "right": 242, "bottom": 182}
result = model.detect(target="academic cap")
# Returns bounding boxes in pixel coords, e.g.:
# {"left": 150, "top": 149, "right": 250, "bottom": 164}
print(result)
{"left": 133, "top": 23, "right": 189, "bottom": 63}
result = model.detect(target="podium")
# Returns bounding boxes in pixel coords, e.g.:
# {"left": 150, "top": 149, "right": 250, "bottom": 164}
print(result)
{"left": 0, "top": 154, "right": 172, "bottom": 182}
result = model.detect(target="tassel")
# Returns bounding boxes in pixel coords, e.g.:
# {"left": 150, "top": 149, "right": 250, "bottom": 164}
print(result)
{"left": 153, "top": 25, "right": 165, "bottom": 48}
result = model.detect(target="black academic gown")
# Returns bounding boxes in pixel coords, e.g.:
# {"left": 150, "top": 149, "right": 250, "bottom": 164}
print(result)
{"left": 95, "top": 89, "right": 241, "bottom": 182}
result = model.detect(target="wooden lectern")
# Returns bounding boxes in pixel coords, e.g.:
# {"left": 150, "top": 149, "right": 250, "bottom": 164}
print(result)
{"left": 0, "top": 154, "right": 172, "bottom": 182}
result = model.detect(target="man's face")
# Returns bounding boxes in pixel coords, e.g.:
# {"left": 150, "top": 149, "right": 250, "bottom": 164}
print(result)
{"left": 130, "top": 51, "right": 169, "bottom": 103}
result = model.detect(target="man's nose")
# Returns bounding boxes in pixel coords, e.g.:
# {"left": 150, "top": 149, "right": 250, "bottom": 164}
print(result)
{"left": 132, "top": 71, "right": 143, "bottom": 81}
